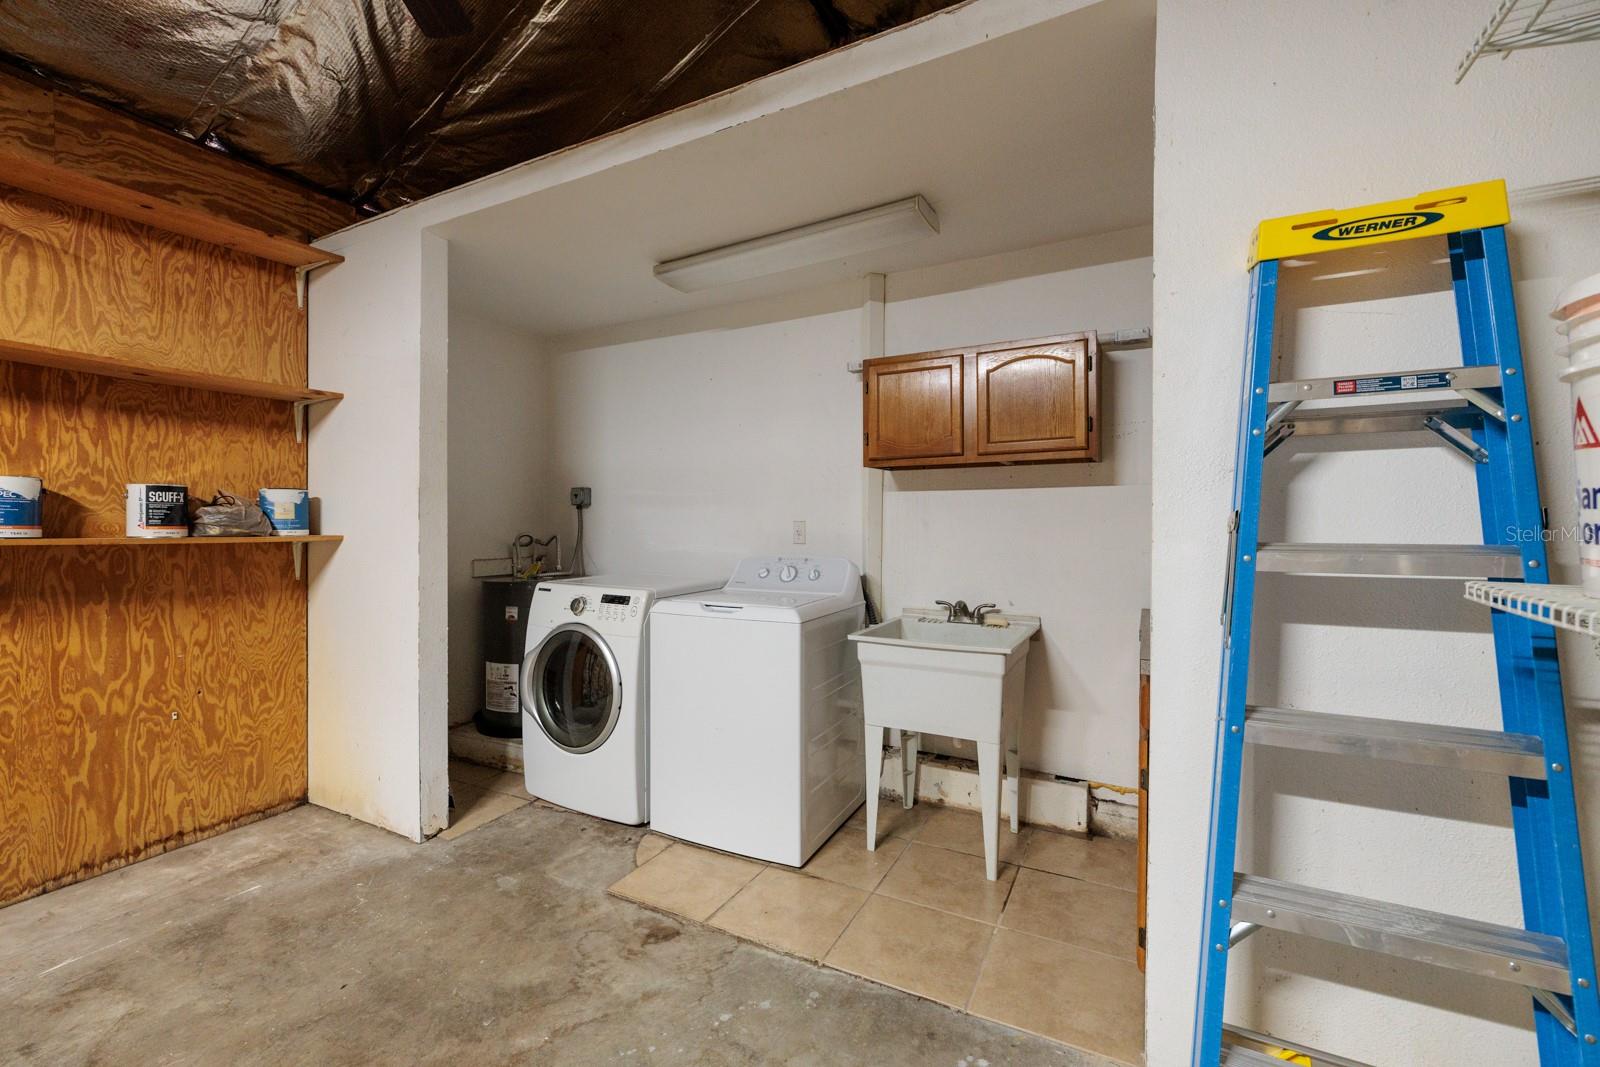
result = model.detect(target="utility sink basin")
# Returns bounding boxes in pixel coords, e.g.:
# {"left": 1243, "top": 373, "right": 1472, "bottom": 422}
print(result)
{"left": 850, "top": 610, "right": 1041, "bottom": 879}
{"left": 849, "top": 613, "right": 1040, "bottom": 737}
{"left": 850, "top": 613, "right": 1040, "bottom": 657}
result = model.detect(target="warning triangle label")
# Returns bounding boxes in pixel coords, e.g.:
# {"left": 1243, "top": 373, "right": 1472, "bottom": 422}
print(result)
{"left": 1577, "top": 398, "right": 1600, "bottom": 450}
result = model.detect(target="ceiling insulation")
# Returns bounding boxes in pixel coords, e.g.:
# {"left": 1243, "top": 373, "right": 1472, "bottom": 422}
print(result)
{"left": 0, "top": 0, "right": 964, "bottom": 215}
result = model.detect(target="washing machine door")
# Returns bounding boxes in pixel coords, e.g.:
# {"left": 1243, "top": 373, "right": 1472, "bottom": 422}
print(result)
{"left": 521, "top": 623, "right": 622, "bottom": 754}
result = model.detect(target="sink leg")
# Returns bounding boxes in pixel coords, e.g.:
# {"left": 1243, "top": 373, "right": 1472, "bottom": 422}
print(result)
{"left": 1006, "top": 721, "right": 1021, "bottom": 834}
{"left": 865, "top": 724, "right": 886, "bottom": 851}
{"left": 902, "top": 732, "right": 919, "bottom": 810}
{"left": 978, "top": 741, "right": 1001, "bottom": 881}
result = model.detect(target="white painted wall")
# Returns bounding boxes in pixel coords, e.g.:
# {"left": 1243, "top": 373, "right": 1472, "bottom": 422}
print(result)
{"left": 538, "top": 229, "right": 1152, "bottom": 790}
{"left": 541, "top": 281, "right": 867, "bottom": 580}
{"left": 445, "top": 309, "right": 547, "bottom": 727}
{"left": 306, "top": 224, "right": 445, "bottom": 842}
{"left": 881, "top": 227, "right": 1152, "bottom": 787}
{"left": 1150, "top": 3, "right": 1600, "bottom": 1064}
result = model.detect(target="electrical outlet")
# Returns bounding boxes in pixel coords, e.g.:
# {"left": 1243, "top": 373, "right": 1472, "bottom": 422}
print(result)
{"left": 792, "top": 520, "right": 806, "bottom": 545}
{"left": 570, "top": 486, "right": 592, "bottom": 509}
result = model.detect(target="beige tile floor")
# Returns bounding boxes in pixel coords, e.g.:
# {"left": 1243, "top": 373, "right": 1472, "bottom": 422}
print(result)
{"left": 608, "top": 803, "right": 1144, "bottom": 1065}
{"left": 442, "top": 759, "right": 533, "bottom": 840}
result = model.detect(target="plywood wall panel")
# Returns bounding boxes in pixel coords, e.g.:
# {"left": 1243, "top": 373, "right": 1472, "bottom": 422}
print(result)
{"left": 0, "top": 184, "right": 305, "bottom": 385}
{"left": 1, "top": 364, "right": 304, "bottom": 536}
{"left": 0, "top": 185, "right": 312, "bottom": 908}
{"left": 0, "top": 546, "right": 308, "bottom": 907}
{"left": 0, "top": 186, "right": 71, "bottom": 348}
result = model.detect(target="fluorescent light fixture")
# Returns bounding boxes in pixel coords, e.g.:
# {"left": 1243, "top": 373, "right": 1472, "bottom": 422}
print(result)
{"left": 653, "top": 195, "right": 939, "bottom": 293}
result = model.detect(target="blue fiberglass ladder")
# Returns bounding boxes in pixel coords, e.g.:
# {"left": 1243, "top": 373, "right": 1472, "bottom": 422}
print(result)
{"left": 1195, "top": 180, "right": 1600, "bottom": 1067}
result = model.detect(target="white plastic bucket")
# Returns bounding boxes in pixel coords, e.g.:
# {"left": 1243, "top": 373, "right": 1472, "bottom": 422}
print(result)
{"left": 1555, "top": 271, "right": 1600, "bottom": 594}
{"left": 126, "top": 483, "right": 189, "bottom": 538}
{"left": 1556, "top": 270, "right": 1600, "bottom": 363}
{"left": 258, "top": 487, "right": 310, "bottom": 536}
{"left": 0, "top": 475, "right": 43, "bottom": 538}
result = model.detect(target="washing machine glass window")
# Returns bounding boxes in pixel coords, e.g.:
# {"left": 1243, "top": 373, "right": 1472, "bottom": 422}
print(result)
{"left": 523, "top": 624, "right": 621, "bottom": 754}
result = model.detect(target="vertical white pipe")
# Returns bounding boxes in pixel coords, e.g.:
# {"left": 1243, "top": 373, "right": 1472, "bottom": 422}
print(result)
{"left": 860, "top": 273, "right": 887, "bottom": 615}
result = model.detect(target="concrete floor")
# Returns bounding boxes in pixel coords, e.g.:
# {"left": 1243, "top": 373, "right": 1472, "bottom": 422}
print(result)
{"left": 0, "top": 801, "right": 1123, "bottom": 1066}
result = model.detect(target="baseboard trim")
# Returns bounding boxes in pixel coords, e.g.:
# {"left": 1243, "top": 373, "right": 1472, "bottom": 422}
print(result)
{"left": 877, "top": 748, "right": 1090, "bottom": 833}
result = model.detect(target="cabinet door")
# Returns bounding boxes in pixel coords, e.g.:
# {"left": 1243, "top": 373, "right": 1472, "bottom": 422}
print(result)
{"left": 974, "top": 338, "right": 1090, "bottom": 457}
{"left": 864, "top": 353, "right": 964, "bottom": 464}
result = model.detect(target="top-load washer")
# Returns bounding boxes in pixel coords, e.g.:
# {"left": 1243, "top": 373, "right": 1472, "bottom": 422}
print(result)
{"left": 520, "top": 573, "right": 718, "bottom": 825}
{"left": 649, "top": 556, "right": 866, "bottom": 865}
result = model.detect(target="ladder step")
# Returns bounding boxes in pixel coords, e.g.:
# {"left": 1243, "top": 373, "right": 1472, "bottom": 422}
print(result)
{"left": 1223, "top": 1043, "right": 1377, "bottom": 1067}
{"left": 1221, "top": 1047, "right": 1293, "bottom": 1067}
{"left": 1245, "top": 706, "right": 1546, "bottom": 778}
{"left": 1278, "top": 398, "right": 1475, "bottom": 437}
{"left": 1254, "top": 543, "right": 1523, "bottom": 579}
{"left": 1222, "top": 1025, "right": 1379, "bottom": 1067}
{"left": 1267, "top": 364, "right": 1500, "bottom": 402}
{"left": 1231, "top": 874, "right": 1570, "bottom": 993}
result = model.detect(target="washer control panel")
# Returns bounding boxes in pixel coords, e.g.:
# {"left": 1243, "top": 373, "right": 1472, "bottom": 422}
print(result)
{"left": 596, "top": 593, "right": 634, "bottom": 623}
{"left": 725, "top": 556, "right": 857, "bottom": 595}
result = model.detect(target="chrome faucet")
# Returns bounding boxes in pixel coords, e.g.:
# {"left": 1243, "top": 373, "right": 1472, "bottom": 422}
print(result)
{"left": 935, "top": 600, "right": 999, "bottom": 624}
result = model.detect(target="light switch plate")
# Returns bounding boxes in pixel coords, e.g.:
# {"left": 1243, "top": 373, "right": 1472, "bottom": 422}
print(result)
{"left": 792, "top": 520, "right": 806, "bottom": 544}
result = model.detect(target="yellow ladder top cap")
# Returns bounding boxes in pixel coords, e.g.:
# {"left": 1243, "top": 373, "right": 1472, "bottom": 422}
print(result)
{"left": 1247, "top": 179, "right": 1509, "bottom": 269}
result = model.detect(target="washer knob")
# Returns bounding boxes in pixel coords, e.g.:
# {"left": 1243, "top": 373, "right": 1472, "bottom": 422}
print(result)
{"left": 780, "top": 564, "right": 799, "bottom": 583}
{"left": 570, "top": 596, "right": 588, "bottom": 615}
{"left": 757, "top": 567, "right": 771, "bottom": 578}
{"left": 808, "top": 567, "right": 822, "bottom": 581}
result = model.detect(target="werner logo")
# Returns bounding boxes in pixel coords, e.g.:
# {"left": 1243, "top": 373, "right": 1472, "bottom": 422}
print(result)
{"left": 1312, "top": 211, "right": 1444, "bottom": 243}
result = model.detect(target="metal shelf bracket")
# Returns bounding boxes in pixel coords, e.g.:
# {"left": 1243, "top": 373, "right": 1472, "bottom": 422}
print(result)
{"left": 294, "top": 258, "right": 339, "bottom": 309}
{"left": 292, "top": 396, "right": 339, "bottom": 443}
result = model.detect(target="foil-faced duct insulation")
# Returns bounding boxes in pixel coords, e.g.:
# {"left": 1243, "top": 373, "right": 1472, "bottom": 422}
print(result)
{"left": 0, "top": 0, "right": 961, "bottom": 215}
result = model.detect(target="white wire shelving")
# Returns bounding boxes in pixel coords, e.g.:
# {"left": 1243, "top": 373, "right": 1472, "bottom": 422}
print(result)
{"left": 1458, "top": 0, "right": 1600, "bottom": 80}
{"left": 1464, "top": 579, "right": 1600, "bottom": 636}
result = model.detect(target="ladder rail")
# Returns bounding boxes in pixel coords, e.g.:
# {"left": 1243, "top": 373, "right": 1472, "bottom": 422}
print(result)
{"left": 1453, "top": 225, "right": 1600, "bottom": 1056}
{"left": 1192, "top": 257, "right": 1278, "bottom": 1065}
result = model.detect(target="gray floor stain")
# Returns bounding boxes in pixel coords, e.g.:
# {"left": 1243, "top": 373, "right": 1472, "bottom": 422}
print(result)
{"left": 0, "top": 803, "right": 1118, "bottom": 1066}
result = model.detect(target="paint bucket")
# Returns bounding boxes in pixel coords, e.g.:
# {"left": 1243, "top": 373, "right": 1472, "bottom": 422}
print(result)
{"left": 125, "top": 484, "right": 189, "bottom": 538}
{"left": 1554, "top": 271, "right": 1600, "bottom": 595}
{"left": 0, "top": 475, "right": 44, "bottom": 538}
{"left": 257, "top": 487, "right": 310, "bottom": 536}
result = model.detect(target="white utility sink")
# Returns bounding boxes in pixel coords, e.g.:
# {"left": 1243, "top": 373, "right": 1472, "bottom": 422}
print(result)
{"left": 851, "top": 612, "right": 1039, "bottom": 656}
{"left": 849, "top": 610, "right": 1041, "bottom": 879}
{"left": 850, "top": 612, "right": 1040, "bottom": 737}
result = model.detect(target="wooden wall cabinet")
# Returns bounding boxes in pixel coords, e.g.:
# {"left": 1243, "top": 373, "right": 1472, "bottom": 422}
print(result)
{"left": 863, "top": 332, "right": 1099, "bottom": 468}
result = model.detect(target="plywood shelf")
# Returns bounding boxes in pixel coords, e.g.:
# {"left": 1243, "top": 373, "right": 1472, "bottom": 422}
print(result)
{"left": 0, "top": 150, "right": 344, "bottom": 268}
{"left": 0, "top": 339, "right": 342, "bottom": 404}
{"left": 0, "top": 535, "right": 343, "bottom": 548}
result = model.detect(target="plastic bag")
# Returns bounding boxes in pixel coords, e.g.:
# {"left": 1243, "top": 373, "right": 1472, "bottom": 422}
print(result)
{"left": 188, "top": 491, "right": 274, "bottom": 537}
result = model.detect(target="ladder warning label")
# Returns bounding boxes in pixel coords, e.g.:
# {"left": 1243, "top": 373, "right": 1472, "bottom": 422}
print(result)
{"left": 1332, "top": 371, "right": 1452, "bottom": 396}
{"left": 1576, "top": 398, "right": 1600, "bottom": 450}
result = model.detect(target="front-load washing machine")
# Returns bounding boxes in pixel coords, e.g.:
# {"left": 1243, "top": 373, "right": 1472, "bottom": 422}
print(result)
{"left": 520, "top": 573, "right": 718, "bottom": 824}
{"left": 650, "top": 556, "right": 866, "bottom": 865}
